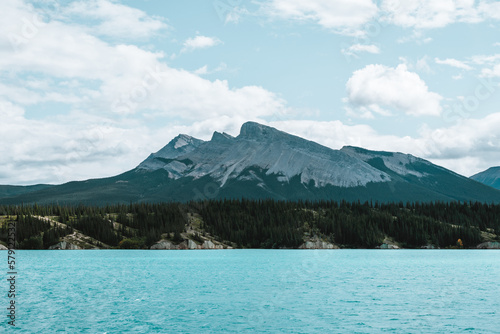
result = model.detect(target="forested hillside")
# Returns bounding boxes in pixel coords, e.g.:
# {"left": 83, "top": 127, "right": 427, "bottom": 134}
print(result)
{"left": 0, "top": 200, "right": 499, "bottom": 250}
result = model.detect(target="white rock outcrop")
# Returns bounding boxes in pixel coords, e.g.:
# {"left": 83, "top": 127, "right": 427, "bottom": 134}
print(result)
{"left": 299, "top": 240, "right": 337, "bottom": 249}
{"left": 49, "top": 241, "right": 80, "bottom": 250}
{"left": 202, "top": 240, "right": 215, "bottom": 249}
{"left": 377, "top": 243, "right": 400, "bottom": 249}
{"left": 187, "top": 239, "right": 198, "bottom": 249}
{"left": 477, "top": 241, "right": 500, "bottom": 249}
{"left": 151, "top": 239, "right": 225, "bottom": 249}
{"left": 150, "top": 240, "right": 176, "bottom": 250}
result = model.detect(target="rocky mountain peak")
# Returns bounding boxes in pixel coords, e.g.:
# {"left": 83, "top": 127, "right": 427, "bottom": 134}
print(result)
{"left": 238, "top": 121, "right": 283, "bottom": 140}
{"left": 172, "top": 134, "right": 202, "bottom": 149}
{"left": 137, "top": 133, "right": 204, "bottom": 170}
{"left": 211, "top": 131, "right": 234, "bottom": 143}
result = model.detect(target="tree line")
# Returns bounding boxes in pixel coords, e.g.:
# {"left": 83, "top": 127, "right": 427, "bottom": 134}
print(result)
{"left": 0, "top": 200, "right": 498, "bottom": 249}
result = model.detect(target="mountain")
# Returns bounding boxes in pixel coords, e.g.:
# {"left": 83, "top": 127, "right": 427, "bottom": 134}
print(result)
{"left": 2, "top": 121, "right": 500, "bottom": 205}
{"left": 0, "top": 184, "right": 54, "bottom": 198}
{"left": 138, "top": 134, "right": 204, "bottom": 171}
{"left": 470, "top": 167, "right": 500, "bottom": 190}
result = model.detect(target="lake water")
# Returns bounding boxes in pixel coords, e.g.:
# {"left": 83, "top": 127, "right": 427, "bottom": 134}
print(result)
{"left": 3, "top": 250, "right": 500, "bottom": 333}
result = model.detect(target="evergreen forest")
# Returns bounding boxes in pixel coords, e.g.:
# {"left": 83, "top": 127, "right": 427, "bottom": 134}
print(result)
{"left": 0, "top": 200, "right": 498, "bottom": 250}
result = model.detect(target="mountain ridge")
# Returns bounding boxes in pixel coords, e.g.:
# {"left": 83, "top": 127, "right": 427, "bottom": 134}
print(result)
{"left": 471, "top": 167, "right": 500, "bottom": 190}
{"left": 2, "top": 121, "right": 500, "bottom": 205}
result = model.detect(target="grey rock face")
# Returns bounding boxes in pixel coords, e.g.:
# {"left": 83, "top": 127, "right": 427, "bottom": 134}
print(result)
{"left": 138, "top": 122, "right": 394, "bottom": 188}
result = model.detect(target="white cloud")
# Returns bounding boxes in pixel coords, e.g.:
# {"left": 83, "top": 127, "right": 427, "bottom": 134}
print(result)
{"left": 224, "top": 7, "right": 250, "bottom": 24}
{"left": 0, "top": 1, "right": 285, "bottom": 119}
{"left": 381, "top": 0, "right": 483, "bottom": 29}
{"left": 381, "top": 0, "right": 500, "bottom": 30}
{"left": 0, "top": 99, "right": 153, "bottom": 185}
{"left": 0, "top": 0, "right": 291, "bottom": 185}
{"left": 345, "top": 64, "right": 443, "bottom": 117}
{"left": 269, "top": 119, "right": 395, "bottom": 149}
{"left": 0, "top": 2, "right": 165, "bottom": 80}
{"left": 253, "top": 0, "right": 500, "bottom": 34}
{"left": 212, "top": 1, "right": 250, "bottom": 24}
{"left": 133, "top": 66, "right": 288, "bottom": 119}
{"left": 345, "top": 105, "right": 377, "bottom": 119}
{"left": 0, "top": 18, "right": 166, "bottom": 111}
{"left": 181, "top": 36, "right": 222, "bottom": 53}
{"left": 416, "top": 113, "right": 500, "bottom": 175}
{"left": 61, "top": 0, "right": 168, "bottom": 40}
{"left": 261, "top": 0, "right": 378, "bottom": 35}
{"left": 468, "top": 53, "right": 500, "bottom": 77}
{"left": 466, "top": 54, "right": 500, "bottom": 78}
{"left": 470, "top": 54, "right": 500, "bottom": 65}
{"left": 267, "top": 114, "right": 500, "bottom": 177}
{"left": 477, "top": 1, "right": 500, "bottom": 20}
{"left": 416, "top": 56, "right": 433, "bottom": 73}
{"left": 2, "top": 94, "right": 499, "bottom": 184}
{"left": 147, "top": 113, "right": 500, "bottom": 178}
{"left": 481, "top": 64, "right": 500, "bottom": 78}
{"left": 193, "top": 63, "right": 228, "bottom": 76}
{"left": 255, "top": 0, "right": 500, "bottom": 36}
{"left": 1, "top": 0, "right": 499, "bottom": 186}
{"left": 194, "top": 65, "right": 209, "bottom": 75}
{"left": 341, "top": 44, "right": 380, "bottom": 58}
{"left": 435, "top": 58, "right": 473, "bottom": 70}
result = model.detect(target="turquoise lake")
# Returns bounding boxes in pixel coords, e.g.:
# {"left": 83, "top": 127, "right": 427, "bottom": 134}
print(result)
{"left": 3, "top": 250, "right": 500, "bottom": 333}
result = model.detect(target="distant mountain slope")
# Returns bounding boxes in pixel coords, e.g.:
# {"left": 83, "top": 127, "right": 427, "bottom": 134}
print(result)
{"left": 2, "top": 122, "right": 500, "bottom": 205}
{"left": 0, "top": 184, "right": 54, "bottom": 199}
{"left": 471, "top": 167, "right": 500, "bottom": 190}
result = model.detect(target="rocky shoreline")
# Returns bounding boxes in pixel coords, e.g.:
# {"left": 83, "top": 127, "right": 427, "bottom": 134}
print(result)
{"left": 9, "top": 238, "right": 499, "bottom": 250}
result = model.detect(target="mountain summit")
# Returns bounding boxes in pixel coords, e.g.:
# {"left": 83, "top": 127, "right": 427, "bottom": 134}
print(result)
{"left": 2, "top": 122, "right": 500, "bottom": 205}
{"left": 138, "top": 134, "right": 204, "bottom": 171}
{"left": 138, "top": 122, "right": 389, "bottom": 188}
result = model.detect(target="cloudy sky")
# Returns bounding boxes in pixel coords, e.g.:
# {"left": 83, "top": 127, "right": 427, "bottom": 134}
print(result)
{"left": 1, "top": 0, "right": 500, "bottom": 185}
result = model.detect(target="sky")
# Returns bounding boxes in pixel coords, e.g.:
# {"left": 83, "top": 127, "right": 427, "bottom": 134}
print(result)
{"left": 1, "top": 0, "right": 500, "bottom": 185}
